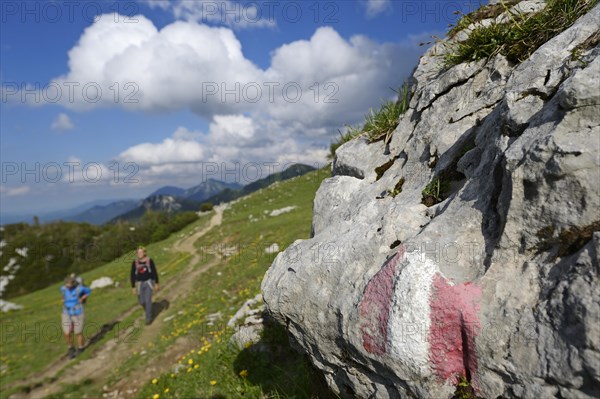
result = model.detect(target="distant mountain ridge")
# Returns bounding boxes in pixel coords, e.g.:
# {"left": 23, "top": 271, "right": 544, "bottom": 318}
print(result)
{"left": 205, "top": 163, "right": 316, "bottom": 205}
{"left": 183, "top": 179, "right": 242, "bottom": 202}
{"left": 112, "top": 179, "right": 243, "bottom": 222}
{"left": 111, "top": 195, "right": 201, "bottom": 222}
{"left": 2, "top": 164, "right": 316, "bottom": 225}
{"left": 147, "top": 179, "right": 242, "bottom": 202}
{"left": 0, "top": 198, "right": 139, "bottom": 225}
{"left": 112, "top": 164, "right": 316, "bottom": 222}
{"left": 149, "top": 186, "right": 186, "bottom": 197}
{"left": 69, "top": 200, "right": 139, "bottom": 225}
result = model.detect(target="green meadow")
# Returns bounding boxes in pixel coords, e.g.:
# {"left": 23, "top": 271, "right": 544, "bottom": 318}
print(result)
{"left": 1, "top": 167, "right": 335, "bottom": 399}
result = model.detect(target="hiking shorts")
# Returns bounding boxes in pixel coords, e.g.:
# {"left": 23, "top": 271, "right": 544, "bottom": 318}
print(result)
{"left": 62, "top": 313, "right": 85, "bottom": 334}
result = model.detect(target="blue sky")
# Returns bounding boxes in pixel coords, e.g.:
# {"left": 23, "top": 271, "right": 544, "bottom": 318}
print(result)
{"left": 0, "top": 0, "right": 480, "bottom": 216}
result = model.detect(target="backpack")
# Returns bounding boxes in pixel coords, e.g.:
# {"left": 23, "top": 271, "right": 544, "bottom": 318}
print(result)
{"left": 74, "top": 276, "right": 87, "bottom": 304}
{"left": 135, "top": 258, "right": 153, "bottom": 277}
{"left": 77, "top": 284, "right": 88, "bottom": 304}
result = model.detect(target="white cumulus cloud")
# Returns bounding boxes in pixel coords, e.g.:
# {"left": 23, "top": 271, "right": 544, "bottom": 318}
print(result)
{"left": 147, "top": 0, "right": 276, "bottom": 29}
{"left": 207, "top": 114, "right": 256, "bottom": 144}
{"left": 0, "top": 186, "right": 31, "bottom": 197}
{"left": 115, "top": 116, "right": 329, "bottom": 187}
{"left": 39, "top": 14, "right": 422, "bottom": 128}
{"left": 117, "top": 137, "right": 206, "bottom": 166}
{"left": 24, "top": 12, "right": 431, "bottom": 190}
{"left": 51, "top": 113, "right": 74, "bottom": 131}
{"left": 365, "top": 0, "right": 391, "bottom": 18}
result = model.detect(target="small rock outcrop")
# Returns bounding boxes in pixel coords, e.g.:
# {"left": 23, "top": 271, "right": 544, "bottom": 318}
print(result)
{"left": 262, "top": 3, "right": 600, "bottom": 398}
{"left": 90, "top": 277, "right": 114, "bottom": 289}
{"left": 228, "top": 294, "right": 266, "bottom": 349}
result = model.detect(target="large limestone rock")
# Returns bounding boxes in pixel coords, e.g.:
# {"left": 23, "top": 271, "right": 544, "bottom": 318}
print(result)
{"left": 262, "top": 3, "right": 600, "bottom": 398}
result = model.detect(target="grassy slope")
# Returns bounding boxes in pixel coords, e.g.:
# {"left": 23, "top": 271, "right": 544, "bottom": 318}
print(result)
{"left": 0, "top": 213, "right": 212, "bottom": 397}
{"left": 1, "top": 167, "right": 332, "bottom": 399}
{"left": 133, "top": 168, "right": 332, "bottom": 399}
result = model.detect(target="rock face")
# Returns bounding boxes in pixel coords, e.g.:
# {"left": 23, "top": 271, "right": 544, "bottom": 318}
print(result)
{"left": 262, "top": 4, "right": 600, "bottom": 399}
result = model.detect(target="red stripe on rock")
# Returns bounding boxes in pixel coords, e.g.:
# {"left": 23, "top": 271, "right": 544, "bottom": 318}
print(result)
{"left": 358, "top": 246, "right": 404, "bottom": 355}
{"left": 429, "top": 273, "right": 481, "bottom": 388}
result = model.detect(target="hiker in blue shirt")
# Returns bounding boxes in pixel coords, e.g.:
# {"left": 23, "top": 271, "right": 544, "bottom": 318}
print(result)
{"left": 61, "top": 275, "right": 91, "bottom": 359}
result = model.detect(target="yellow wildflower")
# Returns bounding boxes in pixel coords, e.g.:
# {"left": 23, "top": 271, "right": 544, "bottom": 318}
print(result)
{"left": 188, "top": 359, "right": 194, "bottom": 365}
{"left": 164, "top": 388, "right": 170, "bottom": 393}
{"left": 153, "top": 395, "right": 159, "bottom": 399}
{"left": 152, "top": 378, "right": 158, "bottom": 384}
{"left": 239, "top": 369, "right": 249, "bottom": 378}
{"left": 210, "top": 380, "right": 217, "bottom": 386}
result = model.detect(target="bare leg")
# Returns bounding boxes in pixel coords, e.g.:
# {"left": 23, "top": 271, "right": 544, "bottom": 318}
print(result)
{"left": 76, "top": 334, "right": 84, "bottom": 349}
{"left": 64, "top": 332, "right": 72, "bottom": 347}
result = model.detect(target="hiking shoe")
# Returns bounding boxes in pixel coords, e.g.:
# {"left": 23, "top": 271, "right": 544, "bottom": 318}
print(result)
{"left": 67, "top": 347, "right": 75, "bottom": 358}
{"left": 145, "top": 320, "right": 152, "bottom": 326}
{"left": 75, "top": 348, "right": 83, "bottom": 357}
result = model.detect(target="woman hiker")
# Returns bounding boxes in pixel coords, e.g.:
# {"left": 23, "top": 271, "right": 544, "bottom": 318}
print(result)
{"left": 131, "top": 246, "right": 160, "bottom": 325}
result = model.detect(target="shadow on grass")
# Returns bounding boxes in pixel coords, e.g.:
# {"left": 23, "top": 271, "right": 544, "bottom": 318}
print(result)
{"left": 86, "top": 321, "right": 120, "bottom": 347}
{"left": 86, "top": 299, "right": 168, "bottom": 347}
{"left": 233, "top": 316, "right": 338, "bottom": 399}
{"left": 151, "top": 299, "right": 170, "bottom": 323}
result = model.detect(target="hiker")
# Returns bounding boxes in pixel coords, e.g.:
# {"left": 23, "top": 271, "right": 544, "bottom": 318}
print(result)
{"left": 61, "top": 275, "right": 91, "bottom": 359}
{"left": 131, "top": 246, "right": 159, "bottom": 325}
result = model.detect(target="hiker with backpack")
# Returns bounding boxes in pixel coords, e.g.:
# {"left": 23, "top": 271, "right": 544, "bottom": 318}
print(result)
{"left": 61, "top": 275, "right": 91, "bottom": 359}
{"left": 131, "top": 246, "right": 159, "bottom": 325}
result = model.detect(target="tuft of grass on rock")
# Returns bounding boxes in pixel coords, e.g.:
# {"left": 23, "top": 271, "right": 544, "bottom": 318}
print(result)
{"left": 444, "top": 0, "right": 598, "bottom": 67}
{"left": 328, "top": 82, "right": 412, "bottom": 159}
{"left": 387, "top": 177, "right": 405, "bottom": 198}
{"left": 453, "top": 376, "right": 481, "bottom": 399}
{"left": 448, "top": 0, "right": 520, "bottom": 38}
{"left": 570, "top": 30, "right": 600, "bottom": 63}
{"left": 421, "top": 141, "right": 475, "bottom": 207}
{"left": 422, "top": 178, "right": 451, "bottom": 207}
{"left": 365, "top": 82, "right": 412, "bottom": 143}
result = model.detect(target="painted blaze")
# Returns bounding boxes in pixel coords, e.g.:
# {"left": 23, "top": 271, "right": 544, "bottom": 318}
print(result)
{"left": 358, "top": 247, "right": 482, "bottom": 388}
